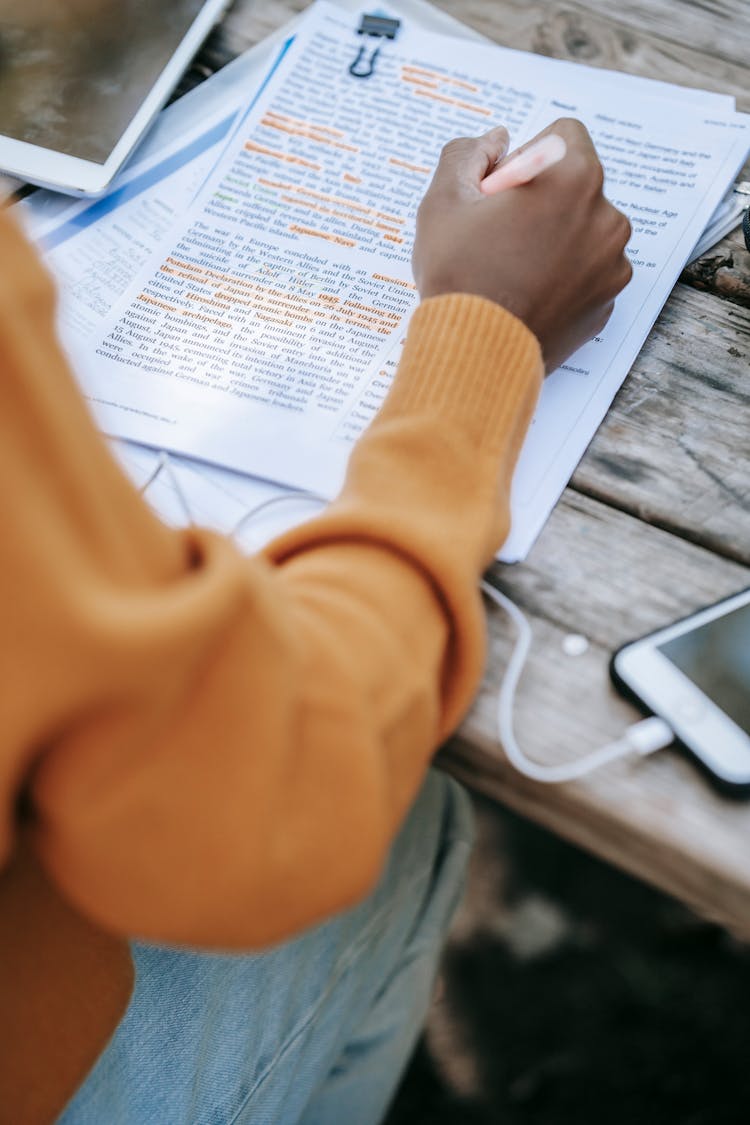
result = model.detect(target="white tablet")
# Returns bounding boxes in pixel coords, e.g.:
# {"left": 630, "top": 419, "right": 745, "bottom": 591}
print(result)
{"left": 0, "top": 0, "right": 229, "bottom": 196}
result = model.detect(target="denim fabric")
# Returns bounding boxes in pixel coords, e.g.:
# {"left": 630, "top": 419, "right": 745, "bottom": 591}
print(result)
{"left": 59, "top": 771, "right": 474, "bottom": 1125}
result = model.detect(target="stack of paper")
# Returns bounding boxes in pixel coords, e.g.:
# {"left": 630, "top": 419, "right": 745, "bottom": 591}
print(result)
{"left": 23, "top": 0, "right": 750, "bottom": 561}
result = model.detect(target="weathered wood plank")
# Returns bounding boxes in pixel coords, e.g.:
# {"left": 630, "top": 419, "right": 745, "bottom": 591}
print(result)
{"left": 571, "top": 282, "right": 750, "bottom": 565}
{"left": 682, "top": 239, "right": 750, "bottom": 310}
{"left": 189, "top": 1, "right": 750, "bottom": 112}
{"left": 443, "top": 488, "right": 750, "bottom": 933}
{"left": 444, "top": 746, "right": 750, "bottom": 937}
{"left": 429, "top": 0, "right": 750, "bottom": 109}
{"left": 555, "top": 0, "right": 750, "bottom": 73}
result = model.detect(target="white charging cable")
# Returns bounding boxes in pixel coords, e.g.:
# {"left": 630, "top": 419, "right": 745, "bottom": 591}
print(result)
{"left": 231, "top": 488, "right": 328, "bottom": 540}
{"left": 137, "top": 450, "right": 195, "bottom": 526}
{"left": 480, "top": 579, "right": 674, "bottom": 783}
{"left": 227, "top": 493, "right": 675, "bottom": 782}
{"left": 138, "top": 459, "right": 674, "bottom": 784}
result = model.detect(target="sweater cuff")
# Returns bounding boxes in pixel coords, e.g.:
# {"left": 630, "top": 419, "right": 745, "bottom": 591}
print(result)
{"left": 381, "top": 293, "right": 543, "bottom": 454}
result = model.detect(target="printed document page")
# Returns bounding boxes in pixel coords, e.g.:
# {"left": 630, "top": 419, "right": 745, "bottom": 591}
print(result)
{"left": 25, "top": 0, "right": 736, "bottom": 547}
{"left": 25, "top": 106, "right": 289, "bottom": 534}
{"left": 21, "top": 34, "right": 301, "bottom": 536}
{"left": 61, "top": 2, "right": 749, "bottom": 559}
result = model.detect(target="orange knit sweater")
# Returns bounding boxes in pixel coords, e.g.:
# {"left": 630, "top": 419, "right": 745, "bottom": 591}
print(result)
{"left": 0, "top": 211, "right": 542, "bottom": 1122}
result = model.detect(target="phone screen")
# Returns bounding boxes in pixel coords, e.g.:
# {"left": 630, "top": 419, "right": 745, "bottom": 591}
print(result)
{"left": 658, "top": 602, "right": 750, "bottom": 733}
{"left": 0, "top": 0, "right": 207, "bottom": 164}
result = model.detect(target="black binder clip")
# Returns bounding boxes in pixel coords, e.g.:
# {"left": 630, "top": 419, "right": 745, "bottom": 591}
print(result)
{"left": 349, "top": 13, "right": 401, "bottom": 80}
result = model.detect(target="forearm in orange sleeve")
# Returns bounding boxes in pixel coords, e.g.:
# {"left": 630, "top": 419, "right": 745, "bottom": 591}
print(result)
{"left": 0, "top": 212, "right": 542, "bottom": 949}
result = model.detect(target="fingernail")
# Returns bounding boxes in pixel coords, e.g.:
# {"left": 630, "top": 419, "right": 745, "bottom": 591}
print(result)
{"left": 481, "top": 133, "right": 567, "bottom": 195}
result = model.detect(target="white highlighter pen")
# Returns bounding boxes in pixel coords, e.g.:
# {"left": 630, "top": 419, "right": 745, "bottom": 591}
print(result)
{"left": 481, "top": 133, "right": 567, "bottom": 195}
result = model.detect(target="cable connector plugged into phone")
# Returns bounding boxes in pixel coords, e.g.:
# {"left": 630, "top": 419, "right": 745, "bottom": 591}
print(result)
{"left": 480, "top": 579, "right": 675, "bottom": 784}
{"left": 624, "top": 716, "right": 675, "bottom": 756}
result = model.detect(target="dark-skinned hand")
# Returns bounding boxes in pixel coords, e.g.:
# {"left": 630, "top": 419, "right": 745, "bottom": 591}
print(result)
{"left": 412, "top": 118, "right": 633, "bottom": 373}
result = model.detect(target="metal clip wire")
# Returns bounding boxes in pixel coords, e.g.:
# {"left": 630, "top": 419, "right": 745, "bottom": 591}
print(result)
{"left": 348, "top": 13, "right": 401, "bottom": 81}
{"left": 349, "top": 43, "right": 381, "bottom": 80}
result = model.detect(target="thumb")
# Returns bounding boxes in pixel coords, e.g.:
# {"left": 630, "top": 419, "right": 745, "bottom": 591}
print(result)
{"left": 480, "top": 132, "right": 567, "bottom": 196}
{"left": 433, "top": 125, "right": 510, "bottom": 199}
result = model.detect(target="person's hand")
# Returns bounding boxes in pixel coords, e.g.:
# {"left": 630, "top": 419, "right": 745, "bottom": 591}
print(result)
{"left": 412, "top": 119, "right": 632, "bottom": 373}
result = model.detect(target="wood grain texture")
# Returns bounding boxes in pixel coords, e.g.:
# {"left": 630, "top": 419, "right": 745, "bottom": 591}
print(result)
{"left": 428, "top": 0, "right": 750, "bottom": 109}
{"left": 571, "top": 283, "right": 750, "bottom": 565}
{"left": 445, "top": 489, "right": 750, "bottom": 934}
{"left": 682, "top": 241, "right": 750, "bottom": 309}
{"left": 211, "top": 0, "right": 750, "bottom": 109}
{"left": 552, "top": 0, "right": 750, "bottom": 73}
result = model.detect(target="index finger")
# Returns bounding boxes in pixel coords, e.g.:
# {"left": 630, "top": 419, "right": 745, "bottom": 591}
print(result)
{"left": 431, "top": 125, "right": 511, "bottom": 200}
{"left": 488, "top": 117, "right": 596, "bottom": 176}
{"left": 480, "top": 132, "right": 568, "bottom": 195}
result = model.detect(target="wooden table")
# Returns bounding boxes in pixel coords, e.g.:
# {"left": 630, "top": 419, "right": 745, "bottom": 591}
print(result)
{"left": 424, "top": 1, "right": 750, "bottom": 937}
{"left": 9, "top": 1, "right": 750, "bottom": 934}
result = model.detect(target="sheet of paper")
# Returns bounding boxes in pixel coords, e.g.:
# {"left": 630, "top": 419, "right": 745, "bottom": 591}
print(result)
{"left": 33, "top": 111, "right": 238, "bottom": 342}
{"left": 27, "top": 0, "right": 745, "bottom": 559}
{"left": 22, "top": 5, "right": 417, "bottom": 543}
{"left": 29, "top": 0, "right": 732, "bottom": 364}
{"left": 110, "top": 441, "right": 302, "bottom": 550}
{"left": 67, "top": 1, "right": 748, "bottom": 561}
{"left": 22, "top": 37, "right": 302, "bottom": 542}
{"left": 21, "top": 46, "right": 298, "bottom": 541}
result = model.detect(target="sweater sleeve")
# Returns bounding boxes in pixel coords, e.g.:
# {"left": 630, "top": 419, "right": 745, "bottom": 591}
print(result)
{"left": 0, "top": 212, "right": 542, "bottom": 949}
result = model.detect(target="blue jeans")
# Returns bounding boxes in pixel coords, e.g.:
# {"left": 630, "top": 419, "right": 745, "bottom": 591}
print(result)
{"left": 59, "top": 771, "right": 474, "bottom": 1125}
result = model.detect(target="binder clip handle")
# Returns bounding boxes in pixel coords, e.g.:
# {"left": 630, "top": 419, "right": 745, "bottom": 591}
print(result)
{"left": 348, "top": 13, "right": 401, "bottom": 80}
{"left": 349, "top": 43, "right": 381, "bottom": 79}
